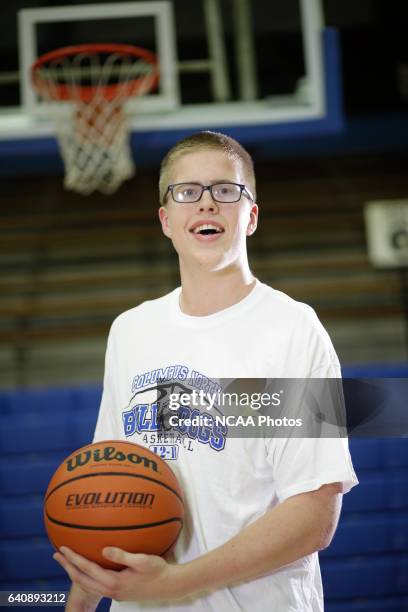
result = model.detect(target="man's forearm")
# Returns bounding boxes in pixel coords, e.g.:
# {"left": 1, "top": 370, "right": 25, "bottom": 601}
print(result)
{"left": 176, "top": 483, "right": 342, "bottom": 597}
{"left": 55, "top": 483, "right": 342, "bottom": 605}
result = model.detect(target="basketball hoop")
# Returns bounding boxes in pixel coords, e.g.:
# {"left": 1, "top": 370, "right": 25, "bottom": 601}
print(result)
{"left": 31, "top": 44, "right": 159, "bottom": 195}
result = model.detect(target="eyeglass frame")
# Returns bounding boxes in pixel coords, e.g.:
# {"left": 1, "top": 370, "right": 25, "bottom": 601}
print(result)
{"left": 165, "top": 182, "right": 255, "bottom": 204}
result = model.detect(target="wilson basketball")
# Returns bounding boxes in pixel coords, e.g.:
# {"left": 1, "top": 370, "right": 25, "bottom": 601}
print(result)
{"left": 44, "top": 440, "right": 184, "bottom": 569}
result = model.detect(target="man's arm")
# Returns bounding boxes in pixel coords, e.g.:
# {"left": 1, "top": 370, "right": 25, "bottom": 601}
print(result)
{"left": 181, "top": 481, "right": 343, "bottom": 590}
{"left": 57, "top": 482, "right": 343, "bottom": 607}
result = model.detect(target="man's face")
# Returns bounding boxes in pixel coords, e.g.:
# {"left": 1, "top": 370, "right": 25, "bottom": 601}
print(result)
{"left": 158, "top": 149, "right": 258, "bottom": 272}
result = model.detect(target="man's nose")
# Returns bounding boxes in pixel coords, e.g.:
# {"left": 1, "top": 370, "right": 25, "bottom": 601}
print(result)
{"left": 197, "top": 188, "right": 219, "bottom": 212}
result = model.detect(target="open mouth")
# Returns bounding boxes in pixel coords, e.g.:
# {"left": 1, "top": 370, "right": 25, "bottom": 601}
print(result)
{"left": 191, "top": 224, "right": 224, "bottom": 236}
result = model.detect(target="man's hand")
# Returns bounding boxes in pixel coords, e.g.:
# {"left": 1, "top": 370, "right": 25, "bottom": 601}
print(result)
{"left": 54, "top": 546, "right": 187, "bottom": 603}
{"left": 57, "top": 482, "right": 343, "bottom": 605}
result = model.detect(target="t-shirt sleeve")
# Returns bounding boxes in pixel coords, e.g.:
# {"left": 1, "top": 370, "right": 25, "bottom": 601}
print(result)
{"left": 93, "top": 322, "right": 120, "bottom": 442}
{"left": 298, "top": 304, "right": 341, "bottom": 378}
{"left": 269, "top": 436, "right": 358, "bottom": 503}
{"left": 267, "top": 304, "right": 358, "bottom": 502}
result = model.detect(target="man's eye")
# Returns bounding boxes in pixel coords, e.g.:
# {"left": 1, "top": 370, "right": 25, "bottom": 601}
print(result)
{"left": 178, "top": 187, "right": 197, "bottom": 198}
{"left": 216, "top": 185, "right": 236, "bottom": 195}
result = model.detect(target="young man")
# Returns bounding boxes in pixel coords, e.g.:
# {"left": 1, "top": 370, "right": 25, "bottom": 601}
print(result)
{"left": 56, "top": 131, "right": 357, "bottom": 611}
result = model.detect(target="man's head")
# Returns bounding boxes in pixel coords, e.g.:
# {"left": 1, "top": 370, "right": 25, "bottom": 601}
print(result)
{"left": 158, "top": 131, "right": 258, "bottom": 274}
{"left": 159, "top": 131, "right": 256, "bottom": 206}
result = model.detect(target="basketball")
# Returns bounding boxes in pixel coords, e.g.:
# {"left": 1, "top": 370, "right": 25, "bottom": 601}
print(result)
{"left": 44, "top": 440, "right": 184, "bottom": 569}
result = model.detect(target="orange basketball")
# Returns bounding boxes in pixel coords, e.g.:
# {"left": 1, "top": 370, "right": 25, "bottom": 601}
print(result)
{"left": 44, "top": 440, "right": 184, "bottom": 569}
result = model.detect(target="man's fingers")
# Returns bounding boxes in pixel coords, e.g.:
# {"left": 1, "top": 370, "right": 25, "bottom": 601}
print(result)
{"left": 53, "top": 552, "right": 107, "bottom": 597}
{"left": 60, "top": 546, "right": 113, "bottom": 583}
{"left": 103, "top": 548, "right": 164, "bottom": 574}
{"left": 59, "top": 547, "right": 116, "bottom": 584}
{"left": 103, "top": 547, "right": 150, "bottom": 570}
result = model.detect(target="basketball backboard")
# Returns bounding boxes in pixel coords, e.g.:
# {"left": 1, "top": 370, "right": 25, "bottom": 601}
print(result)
{"left": 19, "top": 1, "right": 179, "bottom": 119}
{"left": 0, "top": 0, "right": 343, "bottom": 157}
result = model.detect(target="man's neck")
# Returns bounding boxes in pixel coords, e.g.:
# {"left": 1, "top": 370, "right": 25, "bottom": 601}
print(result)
{"left": 179, "top": 264, "right": 256, "bottom": 316}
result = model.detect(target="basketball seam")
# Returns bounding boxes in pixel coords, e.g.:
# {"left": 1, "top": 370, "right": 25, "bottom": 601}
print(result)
{"left": 44, "top": 510, "right": 183, "bottom": 531}
{"left": 159, "top": 524, "right": 183, "bottom": 557}
{"left": 45, "top": 471, "right": 184, "bottom": 504}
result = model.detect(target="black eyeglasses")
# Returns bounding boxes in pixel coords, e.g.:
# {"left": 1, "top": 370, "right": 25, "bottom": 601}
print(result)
{"left": 166, "top": 182, "right": 254, "bottom": 204}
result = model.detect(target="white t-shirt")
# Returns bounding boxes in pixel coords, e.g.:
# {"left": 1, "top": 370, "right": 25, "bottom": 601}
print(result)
{"left": 94, "top": 280, "right": 358, "bottom": 612}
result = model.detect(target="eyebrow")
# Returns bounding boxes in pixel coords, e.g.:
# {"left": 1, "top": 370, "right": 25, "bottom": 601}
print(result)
{"left": 211, "top": 179, "right": 236, "bottom": 183}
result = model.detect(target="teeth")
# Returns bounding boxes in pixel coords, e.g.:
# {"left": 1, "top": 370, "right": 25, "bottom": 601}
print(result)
{"left": 193, "top": 224, "right": 223, "bottom": 234}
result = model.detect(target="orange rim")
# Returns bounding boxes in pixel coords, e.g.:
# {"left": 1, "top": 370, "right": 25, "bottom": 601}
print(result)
{"left": 31, "top": 43, "right": 159, "bottom": 103}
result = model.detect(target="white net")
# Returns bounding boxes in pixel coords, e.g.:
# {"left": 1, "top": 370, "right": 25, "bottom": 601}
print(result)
{"left": 33, "top": 48, "right": 157, "bottom": 195}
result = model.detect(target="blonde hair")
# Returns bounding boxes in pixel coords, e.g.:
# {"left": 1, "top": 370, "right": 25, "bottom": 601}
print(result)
{"left": 159, "top": 131, "right": 256, "bottom": 204}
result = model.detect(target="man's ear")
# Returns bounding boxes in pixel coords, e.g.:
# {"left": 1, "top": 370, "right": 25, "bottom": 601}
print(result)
{"left": 246, "top": 202, "right": 259, "bottom": 236}
{"left": 158, "top": 206, "right": 172, "bottom": 238}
